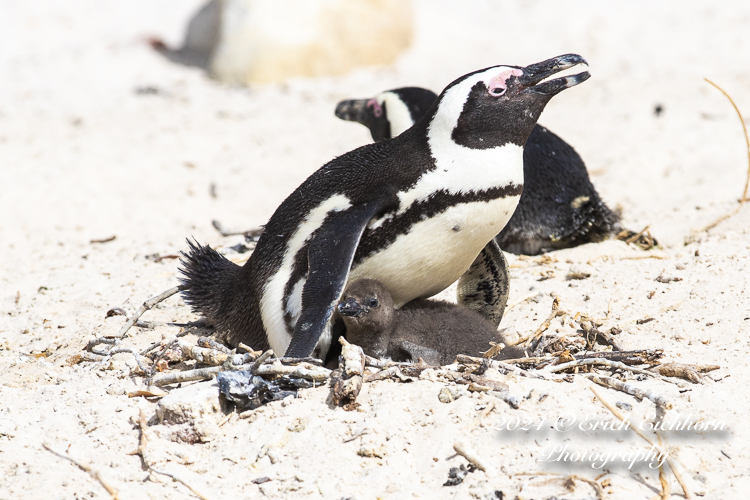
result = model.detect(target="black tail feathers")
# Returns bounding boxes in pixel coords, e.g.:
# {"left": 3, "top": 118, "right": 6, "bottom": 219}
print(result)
{"left": 179, "top": 239, "right": 241, "bottom": 323}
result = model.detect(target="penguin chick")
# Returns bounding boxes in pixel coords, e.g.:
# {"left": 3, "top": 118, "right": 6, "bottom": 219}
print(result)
{"left": 337, "top": 279, "right": 524, "bottom": 366}
{"left": 334, "top": 87, "right": 620, "bottom": 255}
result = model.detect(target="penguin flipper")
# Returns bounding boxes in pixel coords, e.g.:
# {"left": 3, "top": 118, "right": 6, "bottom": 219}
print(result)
{"left": 456, "top": 239, "right": 510, "bottom": 328}
{"left": 284, "top": 200, "right": 385, "bottom": 358}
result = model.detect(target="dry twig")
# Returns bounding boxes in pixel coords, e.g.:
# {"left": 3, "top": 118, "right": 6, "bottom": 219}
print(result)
{"left": 615, "top": 226, "right": 657, "bottom": 251}
{"left": 453, "top": 441, "right": 490, "bottom": 474}
{"left": 108, "top": 347, "right": 152, "bottom": 375}
{"left": 197, "top": 337, "right": 232, "bottom": 354}
{"left": 580, "top": 321, "right": 623, "bottom": 351}
{"left": 587, "top": 253, "right": 669, "bottom": 265}
{"left": 364, "top": 365, "right": 404, "bottom": 383}
{"left": 441, "top": 371, "right": 508, "bottom": 393}
{"left": 566, "top": 475, "right": 604, "bottom": 500}
{"left": 149, "top": 350, "right": 329, "bottom": 386}
{"left": 503, "top": 356, "right": 556, "bottom": 367}
{"left": 648, "top": 362, "right": 719, "bottom": 384}
{"left": 150, "top": 468, "right": 213, "bottom": 500}
{"left": 150, "top": 365, "right": 227, "bottom": 386}
{"left": 590, "top": 386, "right": 692, "bottom": 498}
{"left": 153, "top": 338, "right": 257, "bottom": 368}
{"left": 251, "top": 350, "right": 274, "bottom": 374}
{"left": 90, "top": 235, "right": 116, "bottom": 244}
{"left": 135, "top": 410, "right": 213, "bottom": 500}
{"left": 624, "top": 225, "right": 650, "bottom": 245}
{"left": 548, "top": 358, "right": 686, "bottom": 387}
{"left": 254, "top": 361, "right": 331, "bottom": 381}
{"left": 136, "top": 410, "right": 152, "bottom": 470}
{"left": 586, "top": 374, "right": 673, "bottom": 409}
{"left": 705, "top": 78, "right": 750, "bottom": 203}
{"left": 685, "top": 79, "right": 749, "bottom": 244}
{"left": 43, "top": 444, "right": 121, "bottom": 499}
{"left": 117, "top": 286, "right": 180, "bottom": 338}
{"left": 573, "top": 349, "right": 663, "bottom": 365}
{"left": 456, "top": 354, "right": 549, "bottom": 378}
{"left": 656, "top": 432, "right": 671, "bottom": 500}
{"left": 521, "top": 297, "right": 567, "bottom": 349}
{"left": 331, "top": 337, "right": 366, "bottom": 407}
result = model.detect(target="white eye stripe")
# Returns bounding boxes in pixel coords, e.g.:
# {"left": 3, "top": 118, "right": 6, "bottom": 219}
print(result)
{"left": 376, "top": 91, "right": 414, "bottom": 137}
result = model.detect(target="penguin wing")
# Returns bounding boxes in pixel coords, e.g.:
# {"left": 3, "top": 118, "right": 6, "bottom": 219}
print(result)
{"left": 456, "top": 239, "right": 510, "bottom": 328}
{"left": 284, "top": 199, "right": 386, "bottom": 357}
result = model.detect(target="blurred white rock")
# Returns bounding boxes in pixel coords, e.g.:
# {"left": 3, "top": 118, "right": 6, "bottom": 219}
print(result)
{"left": 152, "top": 0, "right": 413, "bottom": 84}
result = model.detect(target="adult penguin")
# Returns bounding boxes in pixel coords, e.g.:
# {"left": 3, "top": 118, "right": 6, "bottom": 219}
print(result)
{"left": 335, "top": 87, "right": 619, "bottom": 255}
{"left": 181, "top": 55, "right": 590, "bottom": 359}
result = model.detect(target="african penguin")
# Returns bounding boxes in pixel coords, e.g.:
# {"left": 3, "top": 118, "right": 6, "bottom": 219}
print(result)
{"left": 334, "top": 87, "right": 437, "bottom": 142}
{"left": 338, "top": 279, "right": 525, "bottom": 366}
{"left": 180, "top": 54, "right": 590, "bottom": 359}
{"left": 335, "top": 88, "right": 619, "bottom": 256}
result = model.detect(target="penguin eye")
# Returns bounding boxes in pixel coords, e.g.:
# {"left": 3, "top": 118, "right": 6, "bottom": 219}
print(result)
{"left": 366, "top": 99, "right": 384, "bottom": 118}
{"left": 368, "top": 298, "right": 379, "bottom": 308}
{"left": 489, "top": 86, "right": 506, "bottom": 96}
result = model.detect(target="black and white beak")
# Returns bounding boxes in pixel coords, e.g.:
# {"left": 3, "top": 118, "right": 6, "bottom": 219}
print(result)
{"left": 519, "top": 54, "right": 590, "bottom": 96}
{"left": 337, "top": 297, "right": 364, "bottom": 317}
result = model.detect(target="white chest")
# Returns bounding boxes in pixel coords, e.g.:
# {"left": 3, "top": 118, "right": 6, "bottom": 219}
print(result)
{"left": 350, "top": 193, "right": 520, "bottom": 306}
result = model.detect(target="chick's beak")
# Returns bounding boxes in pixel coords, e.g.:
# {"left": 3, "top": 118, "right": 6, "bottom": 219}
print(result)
{"left": 338, "top": 297, "right": 364, "bottom": 317}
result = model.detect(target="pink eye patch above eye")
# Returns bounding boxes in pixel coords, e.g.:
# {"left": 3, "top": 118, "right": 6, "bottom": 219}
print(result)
{"left": 488, "top": 68, "right": 523, "bottom": 94}
{"left": 367, "top": 99, "right": 383, "bottom": 118}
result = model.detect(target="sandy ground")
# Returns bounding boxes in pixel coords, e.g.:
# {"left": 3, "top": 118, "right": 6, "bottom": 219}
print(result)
{"left": 1, "top": 1, "right": 750, "bottom": 498}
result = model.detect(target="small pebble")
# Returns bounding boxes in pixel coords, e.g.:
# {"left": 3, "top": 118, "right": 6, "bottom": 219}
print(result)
{"left": 439, "top": 386, "right": 462, "bottom": 403}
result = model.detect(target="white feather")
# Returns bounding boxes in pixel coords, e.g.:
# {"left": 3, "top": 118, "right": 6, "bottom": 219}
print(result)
{"left": 377, "top": 91, "right": 414, "bottom": 137}
{"left": 285, "top": 278, "right": 306, "bottom": 328}
{"left": 350, "top": 195, "right": 520, "bottom": 307}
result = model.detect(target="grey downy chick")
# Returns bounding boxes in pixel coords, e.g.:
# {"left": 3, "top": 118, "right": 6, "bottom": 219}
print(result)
{"left": 337, "top": 279, "right": 524, "bottom": 366}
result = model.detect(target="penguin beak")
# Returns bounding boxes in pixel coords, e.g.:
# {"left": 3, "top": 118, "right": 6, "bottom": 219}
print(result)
{"left": 519, "top": 54, "right": 590, "bottom": 96}
{"left": 338, "top": 297, "right": 365, "bottom": 317}
{"left": 335, "top": 99, "right": 369, "bottom": 125}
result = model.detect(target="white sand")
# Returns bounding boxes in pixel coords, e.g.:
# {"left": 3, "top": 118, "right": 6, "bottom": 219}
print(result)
{"left": 1, "top": 1, "right": 749, "bottom": 498}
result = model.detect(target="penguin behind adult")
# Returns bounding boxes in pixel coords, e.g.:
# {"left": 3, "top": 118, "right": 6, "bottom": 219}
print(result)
{"left": 335, "top": 87, "right": 619, "bottom": 255}
{"left": 334, "top": 87, "right": 437, "bottom": 142}
{"left": 180, "top": 54, "right": 591, "bottom": 359}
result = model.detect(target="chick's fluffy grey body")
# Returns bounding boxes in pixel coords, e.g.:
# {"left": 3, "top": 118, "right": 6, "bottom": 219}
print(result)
{"left": 338, "top": 279, "right": 523, "bottom": 365}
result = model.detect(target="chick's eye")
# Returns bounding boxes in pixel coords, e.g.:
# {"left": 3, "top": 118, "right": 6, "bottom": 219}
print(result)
{"left": 368, "top": 298, "right": 379, "bottom": 308}
{"left": 489, "top": 86, "right": 506, "bottom": 96}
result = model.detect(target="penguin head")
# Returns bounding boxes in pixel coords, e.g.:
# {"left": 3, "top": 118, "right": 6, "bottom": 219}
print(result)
{"left": 429, "top": 54, "right": 590, "bottom": 149}
{"left": 335, "top": 87, "right": 438, "bottom": 142}
{"left": 337, "top": 279, "right": 395, "bottom": 341}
